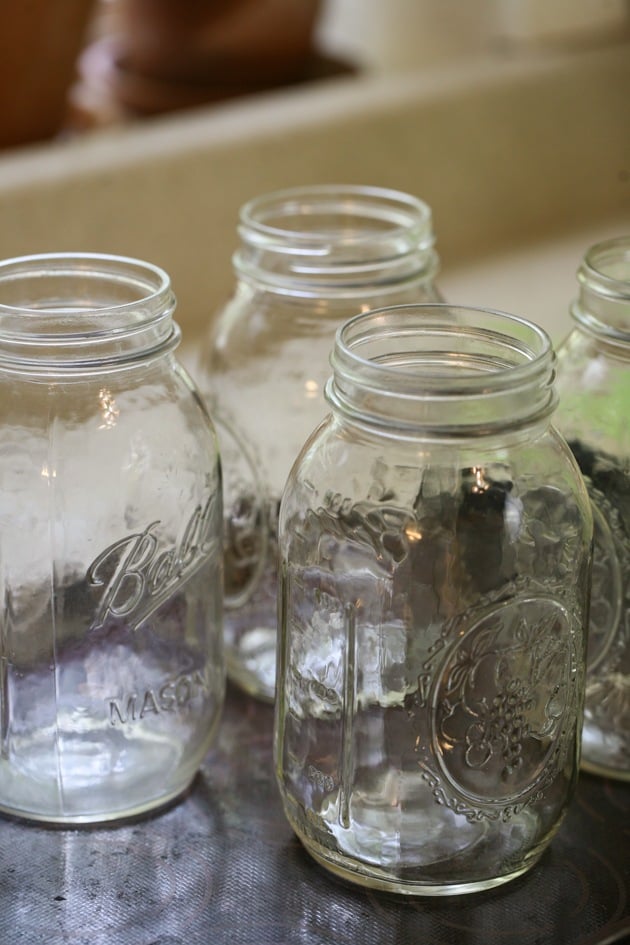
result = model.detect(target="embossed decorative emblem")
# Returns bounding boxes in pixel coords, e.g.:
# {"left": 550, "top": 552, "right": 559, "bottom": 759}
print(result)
{"left": 419, "top": 596, "right": 577, "bottom": 814}
{"left": 584, "top": 490, "right": 627, "bottom": 673}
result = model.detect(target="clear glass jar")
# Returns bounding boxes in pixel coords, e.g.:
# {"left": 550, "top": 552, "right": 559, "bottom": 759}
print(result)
{"left": 554, "top": 236, "right": 630, "bottom": 782}
{"left": 197, "top": 184, "right": 443, "bottom": 701}
{"left": 274, "top": 304, "right": 592, "bottom": 895}
{"left": 0, "top": 252, "right": 224, "bottom": 823}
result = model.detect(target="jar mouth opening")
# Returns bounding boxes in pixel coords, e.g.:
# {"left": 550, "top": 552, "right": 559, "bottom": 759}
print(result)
{"left": 332, "top": 304, "right": 553, "bottom": 393}
{"left": 582, "top": 236, "right": 630, "bottom": 291}
{"left": 574, "top": 236, "right": 630, "bottom": 342}
{"left": 327, "top": 304, "right": 556, "bottom": 435}
{"left": 235, "top": 185, "right": 437, "bottom": 295}
{"left": 238, "top": 184, "right": 434, "bottom": 253}
{"left": 0, "top": 252, "right": 173, "bottom": 337}
{"left": 0, "top": 253, "right": 178, "bottom": 371}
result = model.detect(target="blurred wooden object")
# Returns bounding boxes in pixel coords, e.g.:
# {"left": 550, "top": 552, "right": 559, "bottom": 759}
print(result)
{"left": 0, "top": 0, "right": 96, "bottom": 148}
{"left": 114, "top": 0, "right": 323, "bottom": 85}
{"left": 69, "top": 0, "right": 356, "bottom": 124}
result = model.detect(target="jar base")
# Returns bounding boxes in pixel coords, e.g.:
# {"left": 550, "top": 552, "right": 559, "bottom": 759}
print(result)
{"left": 0, "top": 711, "right": 221, "bottom": 825}
{"left": 0, "top": 774, "right": 196, "bottom": 826}
{"left": 581, "top": 722, "right": 630, "bottom": 782}
{"left": 283, "top": 792, "right": 549, "bottom": 897}
{"left": 580, "top": 758, "right": 630, "bottom": 783}
{"left": 303, "top": 839, "right": 542, "bottom": 897}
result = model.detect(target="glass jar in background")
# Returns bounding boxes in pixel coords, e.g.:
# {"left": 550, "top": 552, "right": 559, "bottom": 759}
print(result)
{"left": 275, "top": 304, "right": 592, "bottom": 895}
{"left": 0, "top": 253, "right": 224, "bottom": 823}
{"left": 197, "top": 184, "right": 443, "bottom": 701}
{"left": 554, "top": 236, "right": 630, "bottom": 782}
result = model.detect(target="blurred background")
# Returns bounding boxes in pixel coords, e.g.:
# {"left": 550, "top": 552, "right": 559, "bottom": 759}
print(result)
{"left": 0, "top": 0, "right": 629, "bottom": 344}
{"left": 2, "top": 0, "right": 630, "bottom": 144}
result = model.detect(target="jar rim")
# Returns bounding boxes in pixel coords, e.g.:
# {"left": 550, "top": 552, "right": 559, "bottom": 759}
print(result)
{"left": 0, "top": 252, "right": 171, "bottom": 321}
{"left": 327, "top": 304, "right": 556, "bottom": 435}
{"left": 239, "top": 184, "right": 434, "bottom": 251}
{"left": 332, "top": 303, "right": 553, "bottom": 390}
{"left": 573, "top": 236, "right": 630, "bottom": 343}
{"left": 234, "top": 184, "right": 437, "bottom": 296}
{"left": 581, "top": 236, "right": 630, "bottom": 297}
{"left": 0, "top": 252, "right": 178, "bottom": 371}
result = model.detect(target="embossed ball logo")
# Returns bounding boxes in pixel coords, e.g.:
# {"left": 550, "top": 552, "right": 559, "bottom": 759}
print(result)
{"left": 86, "top": 493, "right": 219, "bottom": 632}
{"left": 433, "top": 597, "right": 575, "bottom": 804}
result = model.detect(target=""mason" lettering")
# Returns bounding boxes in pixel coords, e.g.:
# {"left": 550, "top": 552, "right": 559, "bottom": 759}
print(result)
{"left": 108, "top": 669, "right": 210, "bottom": 725}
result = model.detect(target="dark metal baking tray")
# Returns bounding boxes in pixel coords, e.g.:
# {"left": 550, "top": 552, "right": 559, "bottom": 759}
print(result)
{"left": 1, "top": 684, "right": 628, "bottom": 945}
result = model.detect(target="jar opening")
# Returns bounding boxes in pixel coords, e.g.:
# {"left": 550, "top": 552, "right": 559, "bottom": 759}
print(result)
{"left": 234, "top": 185, "right": 437, "bottom": 296}
{"left": 327, "top": 304, "right": 556, "bottom": 436}
{"left": 584, "top": 237, "right": 630, "bottom": 286}
{"left": 0, "top": 253, "right": 178, "bottom": 372}
{"left": 574, "top": 236, "right": 630, "bottom": 342}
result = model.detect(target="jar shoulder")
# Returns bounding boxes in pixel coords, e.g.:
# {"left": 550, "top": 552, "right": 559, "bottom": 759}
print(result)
{"left": 556, "top": 327, "right": 630, "bottom": 374}
{"left": 282, "top": 422, "right": 591, "bottom": 521}
{"left": 204, "top": 280, "right": 443, "bottom": 366}
{"left": 555, "top": 329, "right": 630, "bottom": 459}
{"left": 0, "top": 356, "right": 219, "bottom": 466}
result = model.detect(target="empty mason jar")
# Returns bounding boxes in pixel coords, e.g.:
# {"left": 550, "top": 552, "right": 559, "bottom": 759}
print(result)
{"left": 275, "top": 304, "right": 592, "bottom": 895}
{"left": 197, "top": 184, "right": 443, "bottom": 701}
{"left": 554, "top": 236, "right": 630, "bottom": 782}
{"left": 0, "top": 252, "right": 224, "bottom": 823}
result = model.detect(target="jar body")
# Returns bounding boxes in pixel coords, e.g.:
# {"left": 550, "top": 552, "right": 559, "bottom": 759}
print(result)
{"left": 0, "top": 254, "right": 224, "bottom": 823}
{"left": 198, "top": 185, "right": 442, "bottom": 700}
{"left": 274, "top": 306, "right": 592, "bottom": 895}
{"left": 554, "top": 237, "right": 630, "bottom": 781}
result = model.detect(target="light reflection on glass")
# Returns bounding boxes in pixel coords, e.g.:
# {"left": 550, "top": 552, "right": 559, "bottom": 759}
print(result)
{"left": 405, "top": 525, "right": 423, "bottom": 542}
{"left": 98, "top": 388, "right": 120, "bottom": 429}
{"left": 471, "top": 465, "right": 488, "bottom": 494}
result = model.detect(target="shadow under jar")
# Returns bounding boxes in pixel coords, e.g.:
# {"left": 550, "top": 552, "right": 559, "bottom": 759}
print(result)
{"left": 197, "top": 185, "right": 443, "bottom": 702}
{"left": 0, "top": 253, "right": 224, "bottom": 824}
{"left": 274, "top": 304, "right": 592, "bottom": 895}
{"left": 554, "top": 236, "right": 630, "bottom": 782}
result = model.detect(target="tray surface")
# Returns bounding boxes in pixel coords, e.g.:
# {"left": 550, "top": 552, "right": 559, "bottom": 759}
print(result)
{"left": 1, "top": 684, "right": 628, "bottom": 945}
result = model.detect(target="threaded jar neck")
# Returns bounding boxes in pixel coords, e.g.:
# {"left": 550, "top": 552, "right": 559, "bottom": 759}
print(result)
{"left": 0, "top": 253, "right": 179, "bottom": 374}
{"left": 572, "top": 236, "right": 630, "bottom": 348}
{"left": 233, "top": 185, "right": 437, "bottom": 298}
{"left": 327, "top": 304, "right": 557, "bottom": 438}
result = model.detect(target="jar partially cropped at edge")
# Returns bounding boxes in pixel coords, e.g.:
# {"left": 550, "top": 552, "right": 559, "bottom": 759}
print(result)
{"left": 197, "top": 185, "right": 443, "bottom": 701}
{"left": 274, "top": 304, "right": 592, "bottom": 895}
{"left": 0, "top": 253, "right": 224, "bottom": 823}
{"left": 554, "top": 236, "right": 630, "bottom": 782}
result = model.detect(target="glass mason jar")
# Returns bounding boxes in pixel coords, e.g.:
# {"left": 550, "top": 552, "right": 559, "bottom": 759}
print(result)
{"left": 197, "top": 184, "right": 442, "bottom": 701}
{"left": 554, "top": 236, "right": 630, "bottom": 782}
{"left": 275, "top": 304, "right": 592, "bottom": 895}
{"left": 0, "top": 253, "right": 224, "bottom": 824}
